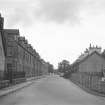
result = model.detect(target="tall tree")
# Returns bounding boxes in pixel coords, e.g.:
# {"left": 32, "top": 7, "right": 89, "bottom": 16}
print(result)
{"left": 58, "top": 60, "right": 70, "bottom": 74}
{"left": 47, "top": 62, "right": 54, "bottom": 73}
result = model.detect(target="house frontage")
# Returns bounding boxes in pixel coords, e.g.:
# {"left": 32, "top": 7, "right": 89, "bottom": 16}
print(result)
{"left": 78, "top": 51, "right": 105, "bottom": 74}
{"left": 70, "top": 45, "right": 105, "bottom": 93}
{"left": 0, "top": 31, "right": 5, "bottom": 80}
{"left": 0, "top": 14, "right": 51, "bottom": 84}
{"left": 71, "top": 44, "right": 105, "bottom": 76}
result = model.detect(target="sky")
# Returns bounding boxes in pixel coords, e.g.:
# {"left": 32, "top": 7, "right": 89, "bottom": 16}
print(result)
{"left": 1, "top": 0, "right": 105, "bottom": 68}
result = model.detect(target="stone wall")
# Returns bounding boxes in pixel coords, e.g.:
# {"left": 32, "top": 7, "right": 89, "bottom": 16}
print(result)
{"left": 0, "top": 32, "right": 5, "bottom": 79}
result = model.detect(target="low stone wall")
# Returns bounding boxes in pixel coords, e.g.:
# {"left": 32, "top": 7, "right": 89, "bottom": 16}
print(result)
{"left": 12, "top": 78, "right": 26, "bottom": 85}
{"left": 0, "top": 75, "right": 46, "bottom": 89}
{"left": 0, "top": 80, "right": 9, "bottom": 89}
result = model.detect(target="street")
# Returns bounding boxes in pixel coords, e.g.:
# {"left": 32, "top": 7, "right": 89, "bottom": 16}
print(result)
{"left": 0, "top": 75, "right": 105, "bottom": 105}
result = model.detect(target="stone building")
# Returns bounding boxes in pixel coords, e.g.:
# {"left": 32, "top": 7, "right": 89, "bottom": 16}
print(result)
{"left": 17, "top": 36, "right": 35, "bottom": 78}
{"left": 71, "top": 44, "right": 105, "bottom": 75}
{"left": 2, "top": 29, "right": 20, "bottom": 81}
{"left": 0, "top": 14, "right": 49, "bottom": 82}
{"left": 0, "top": 31, "right": 5, "bottom": 80}
{"left": 40, "top": 59, "right": 49, "bottom": 75}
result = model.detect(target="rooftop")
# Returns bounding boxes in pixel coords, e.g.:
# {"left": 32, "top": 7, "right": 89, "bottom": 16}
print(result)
{"left": 73, "top": 44, "right": 102, "bottom": 65}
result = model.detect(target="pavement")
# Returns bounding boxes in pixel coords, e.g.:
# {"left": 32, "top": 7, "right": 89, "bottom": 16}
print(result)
{"left": 0, "top": 75, "right": 105, "bottom": 105}
{"left": 0, "top": 76, "right": 45, "bottom": 97}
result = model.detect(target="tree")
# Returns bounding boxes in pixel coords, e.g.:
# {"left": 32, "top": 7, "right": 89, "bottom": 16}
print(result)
{"left": 58, "top": 60, "right": 70, "bottom": 74}
{"left": 47, "top": 62, "right": 54, "bottom": 73}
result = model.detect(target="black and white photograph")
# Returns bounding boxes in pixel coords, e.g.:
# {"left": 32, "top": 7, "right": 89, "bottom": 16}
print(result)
{"left": 0, "top": 0, "right": 105, "bottom": 105}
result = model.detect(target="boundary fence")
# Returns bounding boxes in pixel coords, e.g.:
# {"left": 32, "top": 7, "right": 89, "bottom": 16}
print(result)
{"left": 69, "top": 72, "right": 105, "bottom": 94}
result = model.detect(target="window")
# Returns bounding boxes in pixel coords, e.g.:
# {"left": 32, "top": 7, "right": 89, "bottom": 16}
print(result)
{"left": 0, "top": 46, "right": 2, "bottom": 55}
{"left": 7, "top": 35, "right": 14, "bottom": 41}
{"left": 7, "top": 47, "right": 12, "bottom": 56}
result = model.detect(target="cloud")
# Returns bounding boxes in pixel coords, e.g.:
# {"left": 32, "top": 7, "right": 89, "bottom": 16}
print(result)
{"left": 1, "top": 0, "right": 105, "bottom": 27}
{"left": 6, "top": 8, "right": 33, "bottom": 27}
{"left": 0, "top": 0, "right": 38, "bottom": 27}
{"left": 0, "top": 0, "right": 84, "bottom": 27}
{"left": 36, "top": 0, "right": 83, "bottom": 24}
{"left": 36, "top": 0, "right": 105, "bottom": 24}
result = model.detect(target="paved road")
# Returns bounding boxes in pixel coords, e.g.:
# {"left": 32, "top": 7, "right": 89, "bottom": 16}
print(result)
{"left": 0, "top": 75, "right": 105, "bottom": 105}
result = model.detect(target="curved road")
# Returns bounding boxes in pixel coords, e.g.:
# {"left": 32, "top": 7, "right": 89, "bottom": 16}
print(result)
{"left": 0, "top": 75, "right": 105, "bottom": 105}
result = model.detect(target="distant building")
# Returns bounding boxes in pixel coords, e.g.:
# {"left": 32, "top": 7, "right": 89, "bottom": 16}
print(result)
{"left": 40, "top": 59, "right": 49, "bottom": 75}
{"left": 71, "top": 44, "right": 105, "bottom": 75}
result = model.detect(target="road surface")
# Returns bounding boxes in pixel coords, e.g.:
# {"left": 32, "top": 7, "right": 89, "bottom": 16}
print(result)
{"left": 0, "top": 75, "right": 105, "bottom": 105}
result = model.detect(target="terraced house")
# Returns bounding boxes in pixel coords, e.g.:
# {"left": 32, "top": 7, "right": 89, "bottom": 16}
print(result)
{"left": 71, "top": 44, "right": 105, "bottom": 75}
{"left": 0, "top": 14, "right": 50, "bottom": 84}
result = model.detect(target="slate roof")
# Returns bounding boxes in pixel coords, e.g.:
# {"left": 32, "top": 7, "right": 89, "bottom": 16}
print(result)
{"left": 72, "top": 50, "right": 104, "bottom": 67}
